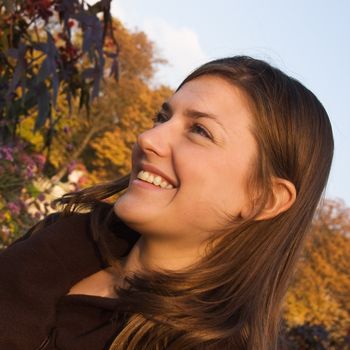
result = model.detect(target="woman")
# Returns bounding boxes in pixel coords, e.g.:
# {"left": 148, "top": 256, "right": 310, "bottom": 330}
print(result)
{"left": 0, "top": 56, "right": 334, "bottom": 350}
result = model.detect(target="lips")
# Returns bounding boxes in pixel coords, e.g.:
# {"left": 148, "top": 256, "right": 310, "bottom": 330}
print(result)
{"left": 138, "top": 162, "right": 178, "bottom": 188}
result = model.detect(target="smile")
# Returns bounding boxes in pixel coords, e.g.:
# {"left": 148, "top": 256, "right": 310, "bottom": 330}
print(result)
{"left": 136, "top": 170, "right": 174, "bottom": 189}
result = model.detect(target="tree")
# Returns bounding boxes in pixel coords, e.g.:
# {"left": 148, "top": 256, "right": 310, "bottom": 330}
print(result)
{"left": 284, "top": 198, "right": 350, "bottom": 344}
{"left": 0, "top": 1, "right": 122, "bottom": 245}
{"left": 0, "top": 0, "right": 119, "bottom": 146}
{"left": 88, "top": 82, "right": 172, "bottom": 182}
{"left": 19, "top": 18, "right": 172, "bottom": 184}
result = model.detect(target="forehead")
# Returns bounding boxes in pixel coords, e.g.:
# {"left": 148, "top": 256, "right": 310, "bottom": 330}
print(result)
{"left": 170, "top": 75, "right": 256, "bottom": 139}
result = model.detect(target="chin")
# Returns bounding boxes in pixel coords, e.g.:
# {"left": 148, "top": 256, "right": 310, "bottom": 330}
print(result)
{"left": 114, "top": 195, "right": 134, "bottom": 221}
{"left": 114, "top": 195, "right": 152, "bottom": 230}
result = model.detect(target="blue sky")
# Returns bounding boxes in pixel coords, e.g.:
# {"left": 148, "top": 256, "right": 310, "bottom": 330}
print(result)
{"left": 110, "top": 0, "right": 350, "bottom": 205}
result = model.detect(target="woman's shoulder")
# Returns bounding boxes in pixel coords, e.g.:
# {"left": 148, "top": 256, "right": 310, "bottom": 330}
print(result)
{"left": 4, "top": 202, "right": 141, "bottom": 277}
{"left": 8, "top": 210, "right": 91, "bottom": 246}
{"left": 0, "top": 209, "right": 107, "bottom": 350}
{"left": 2, "top": 209, "right": 107, "bottom": 284}
{"left": 11, "top": 201, "right": 116, "bottom": 254}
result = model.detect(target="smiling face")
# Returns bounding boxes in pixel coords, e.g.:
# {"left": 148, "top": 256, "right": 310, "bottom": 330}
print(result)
{"left": 114, "top": 75, "right": 258, "bottom": 246}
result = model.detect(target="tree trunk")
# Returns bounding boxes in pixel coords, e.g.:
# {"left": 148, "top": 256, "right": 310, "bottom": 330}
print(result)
{"left": 50, "top": 123, "right": 109, "bottom": 184}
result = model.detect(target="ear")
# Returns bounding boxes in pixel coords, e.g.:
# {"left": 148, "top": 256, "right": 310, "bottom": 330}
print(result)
{"left": 254, "top": 177, "right": 297, "bottom": 221}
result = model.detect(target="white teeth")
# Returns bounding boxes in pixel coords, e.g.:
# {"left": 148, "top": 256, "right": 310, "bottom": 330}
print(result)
{"left": 147, "top": 174, "right": 154, "bottom": 183}
{"left": 160, "top": 180, "right": 168, "bottom": 188}
{"left": 138, "top": 171, "right": 148, "bottom": 181}
{"left": 136, "top": 170, "right": 174, "bottom": 189}
{"left": 153, "top": 176, "right": 162, "bottom": 185}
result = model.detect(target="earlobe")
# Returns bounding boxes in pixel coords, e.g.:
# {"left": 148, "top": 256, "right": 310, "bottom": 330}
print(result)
{"left": 254, "top": 177, "right": 297, "bottom": 221}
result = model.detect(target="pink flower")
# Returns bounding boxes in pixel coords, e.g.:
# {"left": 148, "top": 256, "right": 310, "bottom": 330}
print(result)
{"left": 33, "top": 154, "right": 46, "bottom": 169}
{"left": 0, "top": 146, "right": 14, "bottom": 162}
{"left": 7, "top": 202, "right": 21, "bottom": 216}
{"left": 18, "top": 199, "right": 28, "bottom": 211}
{"left": 19, "top": 153, "right": 35, "bottom": 167}
{"left": 24, "top": 166, "right": 35, "bottom": 179}
{"left": 68, "top": 160, "right": 77, "bottom": 173}
{"left": 38, "top": 193, "right": 46, "bottom": 202}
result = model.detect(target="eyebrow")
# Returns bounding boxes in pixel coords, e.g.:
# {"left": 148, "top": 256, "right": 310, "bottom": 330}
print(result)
{"left": 161, "top": 102, "right": 227, "bottom": 135}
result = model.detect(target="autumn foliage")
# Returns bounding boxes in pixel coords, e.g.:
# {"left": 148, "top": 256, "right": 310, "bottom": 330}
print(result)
{"left": 1, "top": 5, "right": 172, "bottom": 244}
{"left": 0, "top": 4, "right": 349, "bottom": 349}
{"left": 0, "top": 0, "right": 119, "bottom": 145}
{"left": 282, "top": 199, "right": 350, "bottom": 348}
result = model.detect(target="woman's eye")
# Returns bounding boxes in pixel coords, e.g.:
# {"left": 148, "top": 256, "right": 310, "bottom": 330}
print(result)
{"left": 190, "top": 124, "right": 212, "bottom": 139}
{"left": 152, "top": 112, "right": 212, "bottom": 140}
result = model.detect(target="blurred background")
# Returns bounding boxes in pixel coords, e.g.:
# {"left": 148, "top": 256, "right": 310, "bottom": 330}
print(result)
{"left": 0, "top": 1, "right": 349, "bottom": 348}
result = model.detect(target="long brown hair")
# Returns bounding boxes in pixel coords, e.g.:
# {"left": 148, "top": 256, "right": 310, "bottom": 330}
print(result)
{"left": 54, "top": 56, "right": 334, "bottom": 349}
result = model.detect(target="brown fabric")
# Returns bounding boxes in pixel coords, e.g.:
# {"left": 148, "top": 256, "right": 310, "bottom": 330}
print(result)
{"left": 52, "top": 294, "right": 123, "bottom": 350}
{"left": 0, "top": 209, "right": 138, "bottom": 350}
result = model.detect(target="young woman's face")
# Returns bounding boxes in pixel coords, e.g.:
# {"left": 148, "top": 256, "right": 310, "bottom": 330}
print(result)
{"left": 114, "top": 75, "right": 258, "bottom": 245}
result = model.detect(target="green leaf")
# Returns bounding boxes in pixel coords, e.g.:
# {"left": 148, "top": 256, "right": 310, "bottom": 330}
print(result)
{"left": 34, "top": 84, "right": 51, "bottom": 131}
{"left": 26, "top": 183, "right": 41, "bottom": 198}
{"left": 37, "top": 57, "right": 51, "bottom": 83}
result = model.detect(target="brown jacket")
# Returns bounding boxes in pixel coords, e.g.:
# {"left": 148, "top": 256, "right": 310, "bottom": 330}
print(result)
{"left": 0, "top": 208, "right": 139, "bottom": 349}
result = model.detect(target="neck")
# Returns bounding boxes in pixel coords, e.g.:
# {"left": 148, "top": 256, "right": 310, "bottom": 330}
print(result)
{"left": 118, "top": 235, "right": 204, "bottom": 277}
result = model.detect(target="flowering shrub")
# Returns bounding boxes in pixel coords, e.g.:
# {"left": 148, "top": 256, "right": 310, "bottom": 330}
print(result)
{"left": 0, "top": 141, "right": 46, "bottom": 247}
{"left": 0, "top": 140, "right": 88, "bottom": 249}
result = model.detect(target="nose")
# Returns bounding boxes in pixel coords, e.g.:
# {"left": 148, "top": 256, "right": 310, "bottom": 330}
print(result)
{"left": 137, "top": 123, "right": 172, "bottom": 158}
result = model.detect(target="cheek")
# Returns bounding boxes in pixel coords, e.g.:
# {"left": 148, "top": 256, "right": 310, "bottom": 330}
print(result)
{"left": 218, "top": 166, "right": 251, "bottom": 213}
{"left": 175, "top": 157, "right": 248, "bottom": 222}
